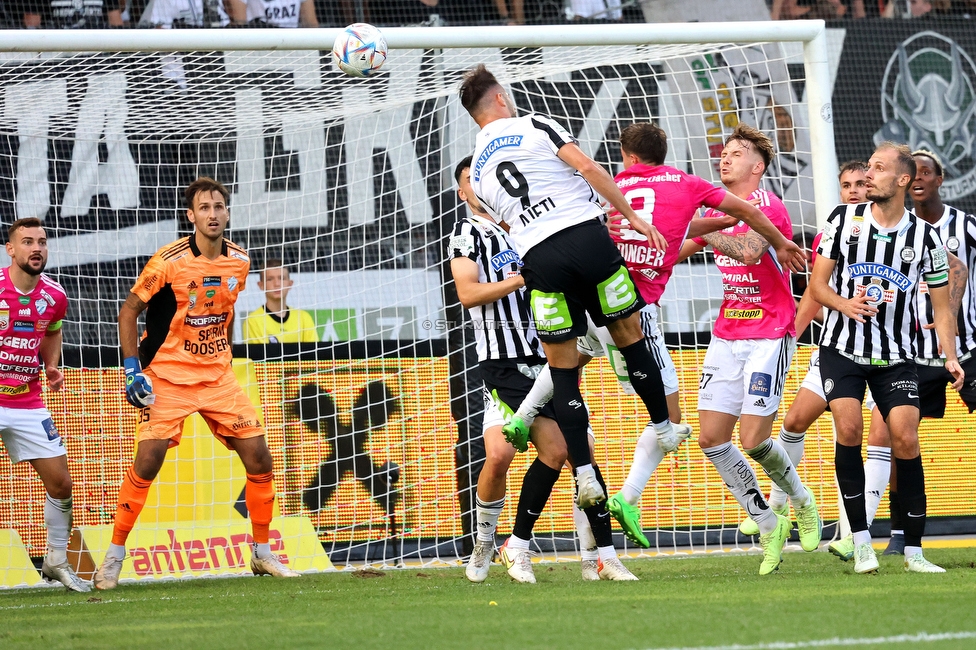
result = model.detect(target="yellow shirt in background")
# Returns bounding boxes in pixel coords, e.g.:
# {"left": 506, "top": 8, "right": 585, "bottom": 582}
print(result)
{"left": 242, "top": 306, "right": 319, "bottom": 343}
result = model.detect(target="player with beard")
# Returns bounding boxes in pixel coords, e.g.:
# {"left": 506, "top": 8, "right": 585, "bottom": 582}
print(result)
{"left": 853, "top": 150, "right": 973, "bottom": 558}
{"left": 94, "top": 177, "right": 300, "bottom": 589}
{"left": 811, "top": 143, "right": 962, "bottom": 574}
{"left": 0, "top": 218, "right": 87, "bottom": 592}
{"left": 679, "top": 124, "right": 822, "bottom": 575}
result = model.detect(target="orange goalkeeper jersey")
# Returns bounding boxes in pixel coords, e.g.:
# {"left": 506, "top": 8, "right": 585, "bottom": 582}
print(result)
{"left": 132, "top": 236, "right": 250, "bottom": 385}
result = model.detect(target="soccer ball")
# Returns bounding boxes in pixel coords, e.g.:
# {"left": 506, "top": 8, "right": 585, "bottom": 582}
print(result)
{"left": 332, "top": 23, "right": 388, "bottom": 78}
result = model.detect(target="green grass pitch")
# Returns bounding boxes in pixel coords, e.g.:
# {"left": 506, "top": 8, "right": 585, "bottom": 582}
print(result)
{"left": 2, "top": 549, "right": 975, "bottom": 650}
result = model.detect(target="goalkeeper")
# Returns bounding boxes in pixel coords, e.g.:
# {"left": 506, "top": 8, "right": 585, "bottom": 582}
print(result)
{"left": 94, "top": 177, "right": 299, "bottom": 590}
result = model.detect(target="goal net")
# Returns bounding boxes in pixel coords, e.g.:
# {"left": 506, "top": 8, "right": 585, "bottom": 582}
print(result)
{"left": 0, "top": 22, "right": 943, "bottom": 584}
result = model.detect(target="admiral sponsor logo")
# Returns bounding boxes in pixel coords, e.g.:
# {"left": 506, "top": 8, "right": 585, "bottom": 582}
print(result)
{"left": 473, "top": 135, "right": 523, "bottom": 182}
{"left": 0, "top": 350, "right": 36, "bottom": 364}
{"left": 18, "top": 308, "right": 30, "bottom": 317}
{"left": 848, "top": 263, "right": 913, "bottom": 291}
{"left": 184, "top": 313, "right": 228, "bottom": 328}
{"left": 203, "top": 276, "right": 221, "bottom": 287}
{"left": 489, "top": 249, "right": 523, "bottom": 271}
{"left": 723, "top": 308, "right": 763, "bottom": 319}
{"left": 13, "top": 320, "right": 34, "bottom": 332}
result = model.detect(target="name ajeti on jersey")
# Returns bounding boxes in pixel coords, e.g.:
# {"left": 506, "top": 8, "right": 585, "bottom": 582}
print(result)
{"left": 470, "top": 114, "right": 605, "bottom": 255}
{"left": 610, "top": 163, "right": 726, "bottom": 306}
{"left": 0, "top": 269, "right": 68, "bottom": 409}
{"left": 695, "top": 190, "right": 796, "bottom": 340}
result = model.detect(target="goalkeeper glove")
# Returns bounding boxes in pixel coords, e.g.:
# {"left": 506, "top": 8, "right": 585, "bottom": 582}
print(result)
{"left": 123, "top": 356, "right": 155, "bottom": 408}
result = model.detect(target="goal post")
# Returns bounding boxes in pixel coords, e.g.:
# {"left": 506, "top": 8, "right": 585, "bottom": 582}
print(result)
{"left": 0, "top": 22, "right": 861, "bottom": 583}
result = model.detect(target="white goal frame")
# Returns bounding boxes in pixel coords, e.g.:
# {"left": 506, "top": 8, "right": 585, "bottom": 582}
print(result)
{"left": 1, "top": 21, "right": 838, "bottom": 230}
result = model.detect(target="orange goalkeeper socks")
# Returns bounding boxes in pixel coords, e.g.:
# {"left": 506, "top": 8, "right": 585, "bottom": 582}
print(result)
{"left": 111, "top": 467, "right": 153, "bottom": 546}
{"left": 246, "top": 472, "right": 276, "bottom": 544}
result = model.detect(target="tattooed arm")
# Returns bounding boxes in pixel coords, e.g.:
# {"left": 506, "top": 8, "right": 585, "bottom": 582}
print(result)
{"left": 947, "top": 252, "right": 967, "bottom": 321}
{"left": 701, "top": 230, "right": 770, "bottom": 265}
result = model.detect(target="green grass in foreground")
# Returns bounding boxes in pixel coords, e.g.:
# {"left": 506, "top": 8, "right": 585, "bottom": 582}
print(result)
{"left": 1, "top": 549, "right": 975, "bottom": 650}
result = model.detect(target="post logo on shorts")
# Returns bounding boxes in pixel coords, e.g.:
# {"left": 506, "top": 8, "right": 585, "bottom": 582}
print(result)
{"left": 530, "top": 290, "right": 573, "bottom": 334}
{"left": 748, "top": 372, "right": 772, "bottom": 397}
{"left": 598, "top": 266, "right": 638, "bottom": 317}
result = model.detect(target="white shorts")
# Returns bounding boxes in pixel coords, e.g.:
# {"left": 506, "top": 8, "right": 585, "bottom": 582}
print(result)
{"left": 576, "top": 304, "right": 679, "bottom": 396}
{"left": 799, "top": 348, "right": 876, "bottom": 410}
{"left": 0, "top": 405, "right": 65, "bottom": 465}
{"left": 799, "top": 349, "right": 826, "bottom": 401}
{"left": 698, "top": 336, "right": 796, "bottom": 418}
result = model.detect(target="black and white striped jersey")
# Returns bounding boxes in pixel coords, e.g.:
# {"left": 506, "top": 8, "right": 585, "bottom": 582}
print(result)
{"left": 816, "top": 202, "right": 949, "bottom": 362}
{"left": 449, "top": 214, "right": 542, "bottom": 362}
{"left": 915, "top": 206, "right": 976, "bottom": 359}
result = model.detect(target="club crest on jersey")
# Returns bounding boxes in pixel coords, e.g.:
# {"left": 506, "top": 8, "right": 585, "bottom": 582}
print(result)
{"left": 848, "top": 262, "right": 913, "bottom": 291}
{"left": 227, "top": 276, "right": 238, "bottom": 292}
{"left": 946, "top": 236, "right": 960, "bottom": 252}
{"left": 34, "top": 299, "right": 47, "bottom": 316}
{"left": 855, "top": 279, "right": 896, "bottom": 305}
{"left": 900, "top": 247, "right": 916, "bottom": 262}
{"left": 490, "top": 249, "right": 523, "bottom": 271}
{"left": 473, "top": 135, "right": 523, "bottom": 181}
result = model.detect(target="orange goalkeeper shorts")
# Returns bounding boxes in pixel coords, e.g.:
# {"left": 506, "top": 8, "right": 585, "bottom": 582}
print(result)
{"left": 136, "top": 366, "right": 264, "bottom": 448}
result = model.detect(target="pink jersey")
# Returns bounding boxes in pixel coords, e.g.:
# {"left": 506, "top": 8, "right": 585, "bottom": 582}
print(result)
{"left": 0, "top": 269, "right": 68, "bottom": 409}
{"left": 611, "top": 164, "right": 727, "bottom": 305}
{"left": 694, "top": 189, "right": 796, "bottom": 340}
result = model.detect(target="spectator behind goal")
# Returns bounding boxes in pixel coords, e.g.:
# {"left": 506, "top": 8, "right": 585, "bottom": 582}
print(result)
{"left": 242, "top": 258, "right": 319, "bottom": 343}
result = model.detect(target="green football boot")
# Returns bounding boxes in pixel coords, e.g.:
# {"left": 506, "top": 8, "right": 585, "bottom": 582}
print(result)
{"left": 493, "top": 390, "right": 529, "bottom": 453}
{"left": 758, "top": 513, "right": 790, "bottom": 576}
{"left": 607, "top": 492, "right": 650, "bottom": 549}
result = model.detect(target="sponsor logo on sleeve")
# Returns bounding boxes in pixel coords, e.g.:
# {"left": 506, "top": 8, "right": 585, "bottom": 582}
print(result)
{"left": 40, "top": 290, "right": 55, "bottom": 305}
{"left": 931, "top": 245, "right": 949, "bottom": 270}
{"left": 449, "top": 234, "right": 476, "bottom": 256}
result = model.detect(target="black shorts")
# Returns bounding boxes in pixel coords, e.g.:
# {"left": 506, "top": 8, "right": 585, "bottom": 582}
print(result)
{"left": 521, "top": 219, "right": 646, "bottom": 343}
{"left": 819, "top": 347, "right": 919, "bottom": 420}
{"left": 479, "top": 356, "right": 556, "bottom": 422}
{"left": 915, "top": 355, "right": 976, "bottom": 418}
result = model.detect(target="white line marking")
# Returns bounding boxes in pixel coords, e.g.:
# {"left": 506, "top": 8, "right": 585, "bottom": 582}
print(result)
{"left": 643, "top": 631, "right": 976, "bottom": 650}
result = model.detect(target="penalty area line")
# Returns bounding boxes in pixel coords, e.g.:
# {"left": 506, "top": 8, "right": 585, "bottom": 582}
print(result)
{"left": 642, "top": 630, "right": 976, "bottom": 650}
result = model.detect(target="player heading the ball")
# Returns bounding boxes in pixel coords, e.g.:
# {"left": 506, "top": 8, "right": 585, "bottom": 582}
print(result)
{"left": 93, "top": 177, "right": 300, "bottom": 590}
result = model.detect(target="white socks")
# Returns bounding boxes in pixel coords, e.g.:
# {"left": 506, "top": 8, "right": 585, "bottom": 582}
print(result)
{"left": 513, "top": 365, "right": 553, "bottom": 427}
{"left": 703, "top": 442, "right": 777, "bottom": 535}
{"left": 476, "top": 496, "right": 505, "bottom": 543}
{"left": 864, "top": 445, "right": 891, "bottom": 526}
{"left": 746, "top": 438, "right": 809, "bottom": 508}
{"left": 572, "top": 502, "right": 598, "bottom": 561}
{"left": 107, "top": 542, "right": 126, "bottom": 560}
{"left": 768, "top": 428, "right": 805, "bottom": 509}
{"left": 506, "top": 534, "right": 531, "bottom": 551}
{"left": 622, "top": 425, "right": 666, "bottom": 505}
{"left": 44, "top": 494, "right": 72, "bottom": 564}
{"left": 598, "top": 546, "right": 618, "bottom": 563}
{"left": 254, "top": 543, "right": 272, "bottom": 559}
